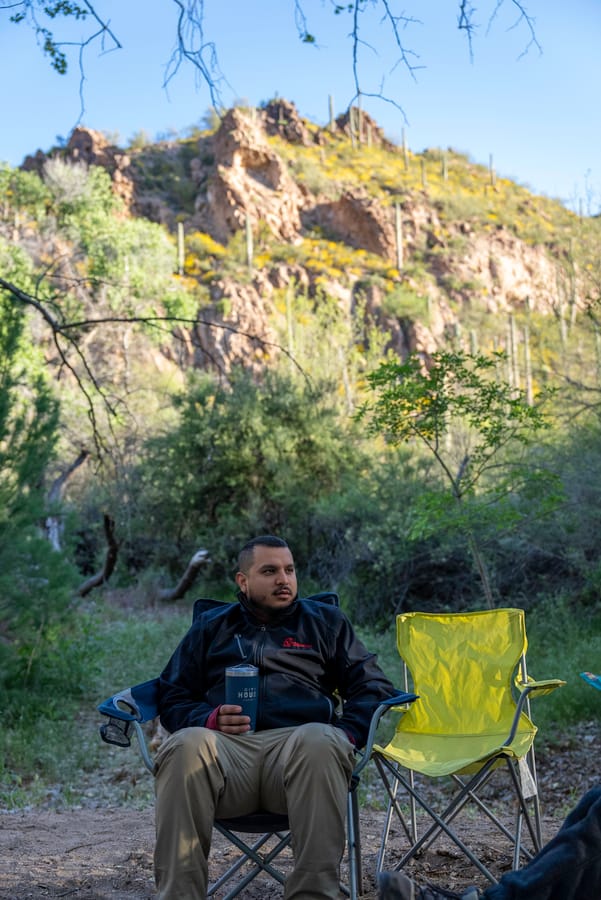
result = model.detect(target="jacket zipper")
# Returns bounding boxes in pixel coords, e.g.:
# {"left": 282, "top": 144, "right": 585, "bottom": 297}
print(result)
{"left": 235, "top": 633, "right": 245, "bottom": 660}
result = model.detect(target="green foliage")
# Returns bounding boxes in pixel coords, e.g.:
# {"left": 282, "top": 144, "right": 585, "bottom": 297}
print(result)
{"left": 359, "top": 350, "right": 557, "bottom": 606}
{"left": 81, "top": 215, "right": 183, "bottom": 313}
{"left": 133, "top": 366, "right": 368, "bottom": 579}
{"left": 0, "top": 599, "right": 191, "bottom": 810}
{"left": 0, "top": 291, "right": 58, "bottom": 528}
{"left": 127, "top": 129, "right": 153, "bottom": 150}
{"left": 3, "top": 102, "right": 601, "bottom": 810}
{"left": 527, "top": 420, "right": 601, "bottom": 598}
{"left": 1, "top": 588, "right": 593, "bottom": 809}
{"left": 361, "top": 350, "right": 550, "bottom": 496}
{"left": 0, "top": 280, "right": 80, "bottom": 716}
{"left": 43, "top": 157, "right": 118, "bottom": 224}
{"left": 380, "top": 284, "right": 430, "bottom": 322}
{"left": 129, "top": 143, "right": 199, "bottom": 213}
{"left": 526, "top": 594, "right": 601, "bottom": 733}
{"left": 0, "top": 165, "right": 50, "bottom": 221}
{"left": 9, "top": 1, "right": 88, "bottom": 75}
{"left": 303, "top": 450, "right": 432, "bottom": 622}
{"left": 285, "top": 155, "right": 339, "bottom": 197}
{"left": 36, "top": 159, "right": 195, "bottom": 319}
{"left": 0, "top": 234, "right": 36, "bottom": 292}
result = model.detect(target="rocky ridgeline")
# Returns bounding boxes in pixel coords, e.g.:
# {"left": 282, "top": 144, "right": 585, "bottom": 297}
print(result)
{"left": 21, "top": 99, "right": 570, "bottom": 372}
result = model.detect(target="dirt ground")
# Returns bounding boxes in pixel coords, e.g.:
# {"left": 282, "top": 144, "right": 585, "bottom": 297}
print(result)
{"left": 1, "top": 720, "right": 599, "bottom": 900}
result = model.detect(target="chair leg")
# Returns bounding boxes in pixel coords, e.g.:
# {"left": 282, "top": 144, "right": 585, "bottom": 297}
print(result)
{"left": 375, "top": 756, "right": 422, "bottom": 874}
{"left": 346, "top": 788, "right": 362, "bottom": 900}
{"left": 209, "top": 827, "right": 291, "bottom": 899}
{"left": 393, "top": 767, "right": 500, "bottom": 884}
{"left": 526, "top": 746, "right": 543, "bottom": 848}
{"left": 505, "top": 757, "right": 542, "bottom": 861}
{"left": 375, "top": 756, "right": 500, "bottom": 883}
{"left": 211, "top": 813, "right": 357, "bottom": 900}
{"left": 408, "top": 768, "right": 417, "bottom": 844}
{"left": 443, "top": 767, "right": 537, "bottom": 865}
{"left": 376, "top": 753, "right": 545, "bottom": 886}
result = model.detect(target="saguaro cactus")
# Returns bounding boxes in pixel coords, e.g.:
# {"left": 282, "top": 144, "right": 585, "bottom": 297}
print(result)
{"left": 245, "top": 213, "right": 253, "bottom": 271}
{"left": 177, "top": 221, "right": 184, "bottom": 276}
{"left": 489, "top": 153, "right": 496, "bottom": 188}
{"left": 395, "top": 202, "right": 404, "bottom": 270}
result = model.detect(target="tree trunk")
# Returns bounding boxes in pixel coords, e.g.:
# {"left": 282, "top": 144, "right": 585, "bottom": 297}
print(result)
{"left": 157, "top": 549, "right": 210, "bottom": 602}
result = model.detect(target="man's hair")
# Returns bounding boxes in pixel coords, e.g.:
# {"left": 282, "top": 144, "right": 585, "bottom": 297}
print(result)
{"left": 237, "top": 535, "right": 290, "bottom": 573}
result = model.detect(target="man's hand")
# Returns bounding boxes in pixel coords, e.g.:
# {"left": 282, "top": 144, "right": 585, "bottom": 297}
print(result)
{"left": 216, "top": 704, "right": 252, "bottom": 733}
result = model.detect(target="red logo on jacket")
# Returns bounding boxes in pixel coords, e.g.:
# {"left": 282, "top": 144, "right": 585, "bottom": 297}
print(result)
{"left": 282, "top": 637, "right": 312, "bottom": 649}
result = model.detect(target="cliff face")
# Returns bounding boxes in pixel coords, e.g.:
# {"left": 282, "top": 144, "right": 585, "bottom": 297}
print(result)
{"left": 20, "top": 100, "right": 582, "bottom": 373}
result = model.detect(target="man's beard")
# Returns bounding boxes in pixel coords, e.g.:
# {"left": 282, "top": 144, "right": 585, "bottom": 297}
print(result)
{"left": 237, "top": 589, "right": 297, "bottom": 622}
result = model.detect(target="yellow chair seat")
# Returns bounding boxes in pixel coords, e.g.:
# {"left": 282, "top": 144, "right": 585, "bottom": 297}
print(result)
{"left": 374, "top": 717, "right": 535, "bottom": 777}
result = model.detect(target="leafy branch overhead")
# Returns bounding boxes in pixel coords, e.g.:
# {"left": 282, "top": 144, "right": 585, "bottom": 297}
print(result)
{"left": 8, "top": 1, "right": 121, "bottom": 75}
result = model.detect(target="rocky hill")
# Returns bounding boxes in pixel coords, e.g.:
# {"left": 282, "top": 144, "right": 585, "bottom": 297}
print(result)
{"left": 20, "top": 98, "right": 595, "bottom": 379}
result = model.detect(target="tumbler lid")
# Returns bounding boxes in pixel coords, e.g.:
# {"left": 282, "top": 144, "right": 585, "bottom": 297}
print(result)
{"left": 226, "top": 664, "right": 259, "bottom": 675}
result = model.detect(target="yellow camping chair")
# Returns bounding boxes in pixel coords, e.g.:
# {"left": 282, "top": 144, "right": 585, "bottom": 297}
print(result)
{"left": 372, "top": 609, "right": 565, "bottom": 885}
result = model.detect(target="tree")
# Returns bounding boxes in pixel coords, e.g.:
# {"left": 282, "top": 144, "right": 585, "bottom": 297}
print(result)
{"left": 0, "top": 269, "right": 80, "bottom": 691}
{"left": 358, "top": 349, "right": 554, "bottom": 607}
{"left": 0, "top": 155, "right": 296, "bottom": 458}
{"left": 133, "top": 365, "right": 368, "bottom": 579}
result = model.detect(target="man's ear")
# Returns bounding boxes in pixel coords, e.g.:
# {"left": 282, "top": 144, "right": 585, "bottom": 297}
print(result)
{"left": 235, "top": 571, "right": 247, "bottom": 592}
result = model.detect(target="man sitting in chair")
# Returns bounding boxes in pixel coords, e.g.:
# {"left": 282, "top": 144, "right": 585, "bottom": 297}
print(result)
{"left": 154, "top": 534, "right": 396, "bottom": 900}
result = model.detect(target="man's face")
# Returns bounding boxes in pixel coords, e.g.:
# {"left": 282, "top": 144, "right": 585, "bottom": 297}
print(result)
{"left": 236, "top": 545, "right": 298, "bottom": 611}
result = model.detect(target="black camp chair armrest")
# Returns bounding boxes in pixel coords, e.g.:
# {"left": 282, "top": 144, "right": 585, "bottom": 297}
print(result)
{"left": 97, "top": 679, "right": 160, "bottom": 773}
{"left": 353, "top": 690, "right": 418, "bottom": 777}
{"left": 97, "top": 698, "right": 138, "bottom": 722}
{"left": 98, "top": 678, "right": 160, "bottom": 723}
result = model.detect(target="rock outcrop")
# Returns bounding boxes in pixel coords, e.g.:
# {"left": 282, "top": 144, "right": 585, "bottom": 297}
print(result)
{"left": 262, "top": 98, "right": 313, "bottom": 146}
{"left": 307, "top": 189, "right": 397, "bottom": 259}
{"left": 200, "top": 108, "right": 306, "bottom": 243}
{"left": 17, "top": 100, "right": 581, "bottom": 375}
{"left": 23, "top": 127, "right": 135, "bottom": 209}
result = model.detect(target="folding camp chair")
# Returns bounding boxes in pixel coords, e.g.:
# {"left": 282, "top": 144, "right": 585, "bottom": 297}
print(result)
{"left": 98, "top": 593, "right": 417, "bottom": 899}
{"left": 371, "top": 609, "right": 565, "bottom": 886}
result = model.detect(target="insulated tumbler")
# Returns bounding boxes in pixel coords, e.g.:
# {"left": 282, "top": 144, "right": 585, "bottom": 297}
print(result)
{"left": 225, "top": 664, "right": 259, "bottom": 732}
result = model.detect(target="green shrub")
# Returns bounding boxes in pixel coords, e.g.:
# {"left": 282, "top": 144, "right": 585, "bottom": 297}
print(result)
{"left": 380, "top": 284, "right": 430, "bottom": 322}
{"left": 526, "top": 594, "right": 601, "bottom": 733}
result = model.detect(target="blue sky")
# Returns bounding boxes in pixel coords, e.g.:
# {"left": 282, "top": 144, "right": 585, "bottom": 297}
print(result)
{"left": 1, "top": 1, "right": 600, "bottom": 212}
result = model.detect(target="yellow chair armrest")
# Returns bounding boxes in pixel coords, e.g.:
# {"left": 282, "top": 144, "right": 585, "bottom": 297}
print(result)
{"left": 515, "top": 677, "right": 566, "bottom": 698}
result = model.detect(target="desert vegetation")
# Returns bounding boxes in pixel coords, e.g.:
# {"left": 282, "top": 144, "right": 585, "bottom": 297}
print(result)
{"left": 1, "top": 104, "right": 600, "bottom": 808}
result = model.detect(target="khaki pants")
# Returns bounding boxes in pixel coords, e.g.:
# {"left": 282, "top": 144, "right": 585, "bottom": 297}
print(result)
{"left": 154, "top": 722, "right": 355, "bottom": 900}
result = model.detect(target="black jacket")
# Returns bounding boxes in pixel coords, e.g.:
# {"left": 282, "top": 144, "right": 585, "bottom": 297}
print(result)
{"left": 157, "top": 595, "right": 395, "bottom": 748}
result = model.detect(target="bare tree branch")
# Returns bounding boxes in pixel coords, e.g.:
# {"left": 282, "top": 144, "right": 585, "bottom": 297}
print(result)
{"left": 3, "top": 1, "right": 542, "bottom": 131}
{"left": 165, "top": 0, "right": 229, "bottom": 111}
{"left": 47, "top": 447, "right": 90, "bottom": 506}
{"left": 0, "top": 275, "right": 313, "bottom": 457}
{"left": 77, "top": 512, "right": 119, "bottom": 596}
{"left": 157, "top": 548, "right": 210, "bottom": 602}
{"left": 460, "top": 0, "right": 541, "bottom": 60}
{"left": 44, "top": 448, "right": 90, "bottom": 550}
{"left": 0, "top": 276, "right": 118, "bottom": 457}
{"left": 3, "top": 0, "right": 121, "bottom": 127}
